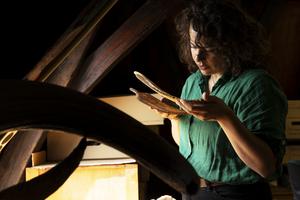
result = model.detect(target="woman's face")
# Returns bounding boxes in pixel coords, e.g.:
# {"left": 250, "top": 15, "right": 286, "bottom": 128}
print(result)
{"left": 189, "top": 25, "right": 226, "bottom": 76}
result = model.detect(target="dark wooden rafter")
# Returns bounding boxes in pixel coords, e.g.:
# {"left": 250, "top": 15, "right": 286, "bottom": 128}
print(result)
{"left": 26, "top": 0, "right": 118, "bottom": 83}
{"left": 0, "top": 80, "right": 199, "bottom": 196}
{"left": 45, "top": 31, "right": 96, "bottom": 86}
{"left": 68, "top": 0, "right": 184, "bottom": 93}
{"left": 0, "top": 0, "right": 184, "bottom": 191}
{"left": 34, "top": 0, "right": 118, "bottom": 83}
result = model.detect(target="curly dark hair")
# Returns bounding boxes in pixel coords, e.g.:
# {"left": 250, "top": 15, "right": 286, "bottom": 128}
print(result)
{"left": 175, "top": 0, "right": 270, "bottom": 74}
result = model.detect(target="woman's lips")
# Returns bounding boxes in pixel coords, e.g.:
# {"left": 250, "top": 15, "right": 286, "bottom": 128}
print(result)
{"left": 199, "top": 65, "right": 208, "bottom": 70}
{"left": 198, "top": 61, "right": 208, "bottom": 70}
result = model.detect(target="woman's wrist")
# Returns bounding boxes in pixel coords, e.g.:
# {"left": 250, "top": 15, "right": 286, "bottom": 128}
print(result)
{"left": 217, "top": 106, "right": 235, "bottom": 123}
{"left": 169, "top": 114, "right": 180, "bottom": 120}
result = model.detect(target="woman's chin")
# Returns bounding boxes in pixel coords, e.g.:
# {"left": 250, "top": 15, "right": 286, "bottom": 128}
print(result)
{"left": 199, "top": 68, "right": 211, "bottom": 76}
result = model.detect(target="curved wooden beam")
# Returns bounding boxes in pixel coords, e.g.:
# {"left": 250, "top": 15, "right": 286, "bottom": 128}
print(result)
{"left": 0, "top": 80, "right": 199, "bottom": 195}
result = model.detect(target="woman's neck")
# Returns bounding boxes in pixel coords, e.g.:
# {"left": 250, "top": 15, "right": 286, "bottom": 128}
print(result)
{"left": 208, "top": 73, "right": 223, "bottom": 92}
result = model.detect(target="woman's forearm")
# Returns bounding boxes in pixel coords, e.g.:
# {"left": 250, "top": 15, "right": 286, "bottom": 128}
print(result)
{"left": 218, "top": 111, "right": 276, "bottom": 178}
{"left": 170, "top": 118, "right": 180, "bottom": 145}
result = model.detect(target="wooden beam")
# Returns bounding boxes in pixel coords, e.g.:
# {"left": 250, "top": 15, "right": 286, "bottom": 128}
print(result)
{"left": 0, "top": 80, "right": 199, "bottom": 195}
{"left": 34, "top": 0, "right": 118, "bottom": 82}
{"left": 68, "top": 0, "right": 184, "bottom": 93}
{"left": 0, "top": 138, "right": 86, "bottom": 200}
{"left": 26, "top": 0, "right": 117, "bottom": 82}
{"left": 45, "top": 30, "right": 96, "bottom": 87}
{"left": 0, "top": 130, "right": 45, "bottom": 190}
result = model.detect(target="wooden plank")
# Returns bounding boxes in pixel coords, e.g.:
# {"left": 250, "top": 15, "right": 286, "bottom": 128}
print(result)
{"left": 68, "top": 0, "right": 184, "bottom": 93}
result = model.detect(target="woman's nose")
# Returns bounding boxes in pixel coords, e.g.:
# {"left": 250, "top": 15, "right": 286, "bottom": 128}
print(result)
{"left": 197, "top": 50, "right": 206, "bottom": 62}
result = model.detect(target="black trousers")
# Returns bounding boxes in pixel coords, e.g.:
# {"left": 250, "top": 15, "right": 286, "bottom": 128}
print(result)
{"left": 182, "top": 181, "right": 272, "bottom": 200}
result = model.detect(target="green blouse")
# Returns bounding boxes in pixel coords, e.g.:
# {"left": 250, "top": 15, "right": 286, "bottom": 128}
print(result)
{"left": 179, "top": 69, "right": 287, "bottom": 184}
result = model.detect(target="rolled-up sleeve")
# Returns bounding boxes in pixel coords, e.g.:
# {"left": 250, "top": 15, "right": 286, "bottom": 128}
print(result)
{"left": 234, "top": 73, "right": 288, "bottom": 176}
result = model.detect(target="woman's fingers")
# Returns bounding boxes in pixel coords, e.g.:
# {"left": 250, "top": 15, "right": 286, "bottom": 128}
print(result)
{"left": 177, "top": 99, "right": 208, "bottom": 112}
{"left": 202, "top": 91, "right": 209, "bottom": 101}
{"left": 177, "top": 99, "right": 214, "bottom": 121}
{"left": 149, "top": 107, "right": 178, "bottom": 119}
{"left": 177, "top": 99, "right": 192, "bottom": 112}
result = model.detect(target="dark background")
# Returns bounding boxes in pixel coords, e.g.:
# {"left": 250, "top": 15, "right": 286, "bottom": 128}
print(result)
{"left": 1, "top": 0, "right": 90, "bottom": 78}
{"left": 1, "top": 0, "right": 300, "bottom": 99}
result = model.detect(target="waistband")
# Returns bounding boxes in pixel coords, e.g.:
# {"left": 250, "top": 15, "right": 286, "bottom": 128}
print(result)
{"left": 199, "top": 177, "right": 267, "bottom": 189}
{"left": 199, "top": 178, "right": 223, "bottom": 188}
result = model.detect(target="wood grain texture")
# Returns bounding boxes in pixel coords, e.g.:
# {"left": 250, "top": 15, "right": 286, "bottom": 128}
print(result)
{"left": 0, "top": 130, "right": 45, "bottom": 190}
{"left": 25, "top": 0, "right": 116, "bottom": 82}
{"left": 268, "top": 1, "right": 300, "bottom": 99}
{"left": 0, "top": 80, "right": 199, "bottom": 195}
{"left": 68, "top": 0, "right": 184, "bottom": 94}
{"left": 0, "top": 138, "right": 86, "bottom": 200}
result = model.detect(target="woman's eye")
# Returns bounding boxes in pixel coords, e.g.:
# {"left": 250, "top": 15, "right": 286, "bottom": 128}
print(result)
{"left": 190, "top": 44, "right": 198, "bottom": 49}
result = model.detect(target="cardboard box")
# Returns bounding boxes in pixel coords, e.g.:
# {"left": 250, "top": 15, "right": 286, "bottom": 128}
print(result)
{"left": 283, "top": 145, "right": 300, "bottom": 163}
{"left": 286, "top": 100, "right": 300, "bottom": 139}
{"left": 26, "top": 160, "right": 140, "bottom": 200}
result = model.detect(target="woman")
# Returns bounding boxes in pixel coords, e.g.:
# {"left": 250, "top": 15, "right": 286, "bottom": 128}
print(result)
{"left": 159, "top": 0, "right": 287, "bottom": 199}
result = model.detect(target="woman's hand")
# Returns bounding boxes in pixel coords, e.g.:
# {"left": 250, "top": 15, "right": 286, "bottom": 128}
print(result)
{"left": 148, "top": 97, "right": 180, "bottom": 120}
{"left": 176, "top": 92, "right": 233, "bottom": 121}
{"left": 150, "top": 107, "right": 179, "bottom": 120}
{"left": 177, "top": 93, "right": 276, "bottom": 177}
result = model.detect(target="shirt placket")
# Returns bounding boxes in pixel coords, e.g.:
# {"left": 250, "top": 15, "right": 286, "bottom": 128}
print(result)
{"left": 186, "top": 115, "right": 194, "bottom": 159}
